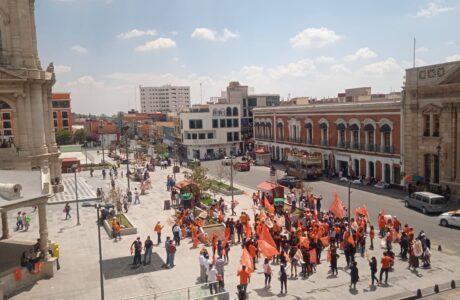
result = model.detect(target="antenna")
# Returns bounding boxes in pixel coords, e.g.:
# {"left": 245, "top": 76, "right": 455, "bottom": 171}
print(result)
{"left": 413, "top": 37, "right": 416, "bottom": 68}
{"left": 200, "top": 82, "right": 203, "bottom": 104}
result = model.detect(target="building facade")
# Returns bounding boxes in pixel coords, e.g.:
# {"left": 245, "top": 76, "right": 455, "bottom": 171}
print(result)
{"left": 140, "top": 85, "right": 190, "bottom": 113}
{"left": 253, "top": 100, "right": 403, "bottom": 184}
{"left": 51, "top": 93, "right": 72, "bottom": 131}
{"left": 180, "top": 103, "right": 241, "bottom": 160}
{"left": 0, "top": 0, "right": 61, "bottom": 182}
{"left": 403, "top": 61, "right": 460, "bottom": 198}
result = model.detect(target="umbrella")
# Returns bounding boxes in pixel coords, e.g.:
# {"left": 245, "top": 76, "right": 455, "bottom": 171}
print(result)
{"left": 404, "top": 175, "right": 425, "bottom": 183}
{"left": 181, "top": 193, "right": 193, "bottom": 200}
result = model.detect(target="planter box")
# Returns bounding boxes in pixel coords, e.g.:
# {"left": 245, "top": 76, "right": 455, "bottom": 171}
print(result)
{"left": 200, "top": 223, "right": 226, "bottom": 242}
{"left": 212, "top": 187, "right": 244, "bottom": 196}
{"left": 103, "top": 214, "right": 137, "bottom": 237}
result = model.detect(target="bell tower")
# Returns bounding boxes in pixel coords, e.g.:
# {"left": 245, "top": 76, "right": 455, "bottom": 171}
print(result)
{"left": 0, "top": 0, "right": 41, "bottom": 69}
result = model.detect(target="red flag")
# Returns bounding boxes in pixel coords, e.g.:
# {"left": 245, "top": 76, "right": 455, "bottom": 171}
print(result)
{"left": 264, "top": 197, "right": 275, "bottom": 214}
{"left": 299, "top": 236, "right": 309, "bottom": 249}
{"left": 258, "top": 239, "right": 279, "bottom": 258}
{"left": 347, "top": 234, "right": 355, "bottom": 247}
{"left": 224, "top": 227, "right": 231, "bottom": 239}
{"left": 240, "top": 248, "right": 254, "bottom": 273}
{"left": 309, "top": 248, "right": 317, "bottom": 264}
{"left": 329, "top": 191, "right": 345, "bottom": 219}
{"left": 260, "top": 224, "right": 276, "bottom": 248}
{"left": 245, "top": 221, "right": 252, "bottom": 238}
{"left": 320, "top": 236, "right": 330, "bottom": 247}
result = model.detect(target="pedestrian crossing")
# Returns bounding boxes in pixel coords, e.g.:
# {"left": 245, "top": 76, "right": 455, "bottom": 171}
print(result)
{"left": 49, "top": 177, "right": 97, "bottom": 204}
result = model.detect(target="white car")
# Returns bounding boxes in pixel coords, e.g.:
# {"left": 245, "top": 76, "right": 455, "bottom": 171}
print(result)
{"left": 221, "top": 156, "right": 235, "bottom": 166}
{"left": 439, "top": 210, "right": 460, "bottom": 228}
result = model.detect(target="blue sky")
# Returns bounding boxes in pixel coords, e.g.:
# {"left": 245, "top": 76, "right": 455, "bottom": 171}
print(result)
{"left": 36, "top": 0, "right": 460, "bottom": 114}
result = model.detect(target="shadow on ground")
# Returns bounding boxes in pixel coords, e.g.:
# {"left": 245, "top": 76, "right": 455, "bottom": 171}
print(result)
{"left": 102, "top": 253, "right": 165, "bottom": 279}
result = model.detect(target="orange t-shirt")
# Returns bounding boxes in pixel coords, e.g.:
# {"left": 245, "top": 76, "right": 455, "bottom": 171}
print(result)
{"left": 381, "top": 256, "right": 393, "bottom": 269}
{"left": 249, "top": 245, "right": 257, "bottom": 258}
{"left": 154, "top": 224, "right": 162, "bottom": 233}
{"left": 369, "top": 229, "right": 375, "bottom": 239}
{"left": 272, "top": 223, "right": 281, "bottom": 234}
{"left": 237, "top": 269, "right": 251, "bottom": 284}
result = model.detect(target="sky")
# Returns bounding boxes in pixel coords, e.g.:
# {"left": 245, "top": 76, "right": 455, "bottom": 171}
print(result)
{"left": 36, "top": 0, "right": 460, "bottom": 114}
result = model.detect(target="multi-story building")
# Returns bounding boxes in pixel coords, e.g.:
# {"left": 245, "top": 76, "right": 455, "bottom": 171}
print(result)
{"left": 84, "top": 119, "right": 119, "bottom": 148}
{"left": 253, "top": 98, "right": 403, "bottom": 184}
{"left": 140, "top": 85, "right": 190, "bottom": 113}
{"left": 52, "top": 93, "right": 72, "bottom": 131}
{"left": 180, "top": 103, "right": 241, "bottom": 160}
{"left": 403, "top": 60, "right": 460, "bottom": 198}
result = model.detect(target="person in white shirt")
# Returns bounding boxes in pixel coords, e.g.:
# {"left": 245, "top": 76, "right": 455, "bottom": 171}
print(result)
{"left": 207, "top": 264, "right": 219, "bottom": 295}
{"left": 199, "top": 251, "right": 207, "bottom": 283}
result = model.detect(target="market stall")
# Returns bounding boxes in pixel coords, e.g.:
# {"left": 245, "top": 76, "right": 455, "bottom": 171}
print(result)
{"left": 256, "top": 181, "right": 284, "bottom": 203}
{"left": 255, "top": 147, "right": 271, "bottom": 166}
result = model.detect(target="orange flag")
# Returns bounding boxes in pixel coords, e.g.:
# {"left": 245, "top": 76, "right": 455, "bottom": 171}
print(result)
{"left": 260, "top": 224, "right": 276, "bottom": 248}
{"left": 264, "top": 197, "right": 275, "bottom": 214}
{"left": 329, "top": 191, "right": 345, "bottom": 219}
{"left": 258, "top": 239, "right": 279, "bottom": 258}
{"left": 299, "top": 236, "right": 310, "bottom": 249}
{"left": 245, "top": 221, "right": 252, "bottom": 238}
{"left": 347, "top": 233, "right": 355, "bottom": 247}
{"left": 320, "top": 236, "right": 330, "bottom": 247}
{"left": 224, "top": 227, "right": 231, "bottom": 239}
{"left": 240, "top": 248, "right": 254, "bottom": 273}
{"left": 309, "top": 249, "right": 317, "bottom": 264}
{"left": 356, "top": 205, "right": 369, "bottom": 220}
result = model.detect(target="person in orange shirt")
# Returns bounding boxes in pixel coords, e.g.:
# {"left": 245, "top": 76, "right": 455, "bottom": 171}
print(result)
{"left": 237, "top": 265, "right": 251, "bottom": 293}
{"left": 154, "top": 221, "right": 164, "bottom": 244}
{"left": 113, "top": 221, "right": 122, "bottom": 241}
{"left": 379, "top": 252, "right": 394, "bottom": 284}
{"left": 249, "top": 242, "right": 257, "bottom": 270}
{"left": 393, "top": 217, "right": 401, "bottom": 233}
{"left": 378, "top": 214, "right": 386, "bottom": 238}
{"left": 272, "top": 221, "right": 281, "bottom": 235}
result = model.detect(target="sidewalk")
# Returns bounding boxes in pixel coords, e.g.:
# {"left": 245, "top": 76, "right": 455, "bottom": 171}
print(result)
{"left": 6, "top": 164, "right": 460, "bottom": 300}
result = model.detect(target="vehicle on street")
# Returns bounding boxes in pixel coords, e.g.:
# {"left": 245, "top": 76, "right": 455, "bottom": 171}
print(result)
{"left": 404, "top": 192, "right": 448, "bottom": 214}
{"left": 187, "top": 159, "right": 201, "bottom": 168}
{"left": 285, "top": 151, "right": 322, "bottom": 180}
{"left": 439, "top": 210, "right": 460, "bottom": 227}
{"left": 221, "top": 156, "right": 235, "bottom": 166}
{"left": 277, "top": 176, "right": 302, "bottom": 188}
{"left": 234, "top": 160, "right": 250, "bottom": 172}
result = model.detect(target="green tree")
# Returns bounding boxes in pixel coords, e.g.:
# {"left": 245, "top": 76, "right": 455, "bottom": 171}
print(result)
{"left": 55, "top": 129, "right": 73, "bottom": 145}
{"left": 183, "top": 166, "right": 213, "bottom": 204}
{"left": 154, "top": 143, "right": 169, "bottom": 157}
{"left": 74, "top": 129, "right": 86, "bottom": 144}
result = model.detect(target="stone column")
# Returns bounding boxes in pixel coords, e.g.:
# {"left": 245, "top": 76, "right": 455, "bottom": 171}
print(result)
{"left": 1, "top": 212, "right": 10, "bottom": 239}
{"left": 42, "top": 88, "right": 52, "bottom": 147}
{"left": 15, "top": 94, "right": 30, "bottom": 154}
{"left": 24, "top": 84, "right": 34, "bottom": 154}
{"left": 30, "top": 83, "right": 47, "bottom": 154}
{"left": 38, "top": 203, "right": 49, "bottom": 260}
{"left": 456, "top": 105, "right": 460, "bottom": 180}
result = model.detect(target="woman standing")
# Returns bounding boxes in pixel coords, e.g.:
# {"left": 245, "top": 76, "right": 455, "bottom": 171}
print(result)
{"left": 289, "top": 245, "right": 298, "bottom": 278}
{"left": 263, "top": 258, "right": 272, "bottom": 288}
{"left": 350, "top": 261, "right": 359, "bottom": 290}
{"left": 368, "top": 256, "right": 380, "bottom": 286}
{"left": 279, "top": 264, "right": 288, "bottom": 294}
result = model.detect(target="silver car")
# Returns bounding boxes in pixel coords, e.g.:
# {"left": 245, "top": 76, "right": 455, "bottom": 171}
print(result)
{"left": 404, "top": 192, "right": 448, "bottom": 214}
{"left": 439, "top": 210, "right": 460, "bottom": 227}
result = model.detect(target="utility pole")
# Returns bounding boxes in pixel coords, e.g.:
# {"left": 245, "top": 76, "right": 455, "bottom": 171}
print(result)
{"left": 230, "top": 154, "right": 234, "bottom": 206}
{"left": 95, "top": 203, "right": 105, "bottom": 300}
{"left": 73, "top": 165, "right": 80, "bottom": 226}
{"left": 124, "top": 126, "right": 131, "bottom": 191}
{"left": 99, "top": 121, "right": 105, "bottom": 164}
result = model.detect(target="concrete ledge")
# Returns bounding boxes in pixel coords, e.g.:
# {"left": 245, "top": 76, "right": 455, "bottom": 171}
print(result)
{"left": 103, "top": 214, "right": 138, "bottom": 237}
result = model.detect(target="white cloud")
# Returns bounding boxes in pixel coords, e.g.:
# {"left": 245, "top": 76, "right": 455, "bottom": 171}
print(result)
{"left": 68, "top": 76, "right": 103, "bottom": 86}
{"left": 416, "top": 47, "right": 429, "bottom": 53}
{"left": 54, "top": 65, "right": 72, "bottom": 74}
{"left": 134, "top": 38, "right": 176, "bottom": 52}
{"left": 361, "top": 58, "right": 402, "bottom": 74}
{"left": 401, "top": 58, "right": 428, "bottom": 68}
{"left": 71, "top": 45, "right": 88, "bottom": 54}
{"left": 344, "top": 47, "right": 377, "bottom": 62}
{"left": 445, "top": 41, "right": 455, "bottom": 46}
{"left": 316, "top": 56, "right": 336, "bottom": 64}
{"left": 289, "top": 27, "right": 342, "bottom": 48}
{"left": 268, "top": 59, "right": 316, "bottom": 79}
{"left": 415, "top": 2, "right": 454, "bottom": 17}
{"left": 191, "top": 27, "right": 239, "bottom": 42}
{"left": 117, "top": 29, "right": 157, "bottom": 39}
{"left": 330, "top": 64, "right": 351, "bottom": 73}
{"left": 445, "top": 54, "right": 460, "bottom": 62}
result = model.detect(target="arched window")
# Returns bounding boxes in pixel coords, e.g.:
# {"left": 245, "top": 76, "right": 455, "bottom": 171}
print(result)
{"left": 212, "top": 108, "right": 218, "bottom": 116}
{"left": 232, "top": 107, "right": 238, "bottom": 116}
{"left": 226, "top": 107, "right": 232, "bottom": 116}
{"left": 0, "top": 100, "right": 11, "bottom": 109}
{"left": 364, "top": 124, "right": 375, "bottom": 150}
{"left": 304, "top": 122, "right": 313, "bottom": 144}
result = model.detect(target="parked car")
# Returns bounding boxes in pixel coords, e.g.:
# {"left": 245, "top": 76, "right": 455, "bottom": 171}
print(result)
{"left": 439, "top": 210, "right": 460, "bottom": 227}
{"left": 187, "top": 159, "right": 201, "bottom": 168}
{"left": 221, "top": 156, "right": 235, "bottom": 166}
{"left": 277, "top": 176, "right": 302, "bottom": 188}
{"left": 234, "top": 160, "right": 250, "bottom": 172}
{"left": 404, "top": 191, "right": 448, "bottom": 214}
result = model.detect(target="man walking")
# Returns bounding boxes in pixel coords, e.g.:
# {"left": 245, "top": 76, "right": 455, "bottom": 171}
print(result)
{"left": 379, "top": 252, "right": 393, "bottom": 285}
{"left": 237, "top": 265, "right": 251, "bottom": 294}
{"left": 164, "top": 236, "right": 171, "bottom": 268}
{"left": 131, "top": 237, "right": 143, "bottom": 267}
{"left": 207, "top": 264, "right": 219, "bottom": 295}
{"left": 64, "top": 203, "right": 72, "bottom": 220}
{"left": 143, "top": 236, "right": 153, "bottom": 265}
{"left": 168, "top": 240, "right": 176, "bottom": 268}
{"left": 134, "top": 188, "right": 140, "bottom": 204}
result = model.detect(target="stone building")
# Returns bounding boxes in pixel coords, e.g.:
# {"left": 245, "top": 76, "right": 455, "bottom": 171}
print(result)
{"left": 403, "top": 61, "right": 460, "bottom": 198}
{"left": 253, "top": 99, "right": 403, "bottom": 184}
{"left": 0, "top": 0, "right": 61, "bottom": 184}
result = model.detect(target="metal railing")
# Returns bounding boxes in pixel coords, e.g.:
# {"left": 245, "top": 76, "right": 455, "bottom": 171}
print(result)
{"left": 288, "top": 137, "right": 301, "bottom": 143}
{"left": 382, "top": 145, "right": 394, "bottom": 153}
{"left": 305, "top": 138, "right": 313, "bottom": 145}
{"left": 337, "top": 141, "right": 346, "bottom": 148}
{"left": 321, "top": 140, "right": 328, "bottom": 146}
{"left": 122, "top": 282, "right": 226, "bottom": 300}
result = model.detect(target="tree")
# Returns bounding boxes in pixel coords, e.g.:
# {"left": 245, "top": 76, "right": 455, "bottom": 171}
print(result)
{"left": 154, "top": 143, "right": 169, "bottom": 157}
{"left": 74, "top": 129, "right": 86, "bottom": 144}
{"left": 55, "top": 129, "right": 73, "bottom": 145}
{"left": 183, "top": 166, "right": 213, "bottom": 203}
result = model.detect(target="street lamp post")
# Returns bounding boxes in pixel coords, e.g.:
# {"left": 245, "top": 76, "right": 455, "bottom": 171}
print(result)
{"left": 347, "top": 181, "right": 351, "bottom": 233}
{"left": 72, "top": 164, "right": 81, "bottom": 226}
{"left": 95, "top": 203, "right": 105, "bottom": 300}
{"left": 124, "top": 126, "right": 131, "bottom": 191}
{"left": 230, "top": 152, "right": 234, "bottom": 207}
{"left": 99, "top": 121, "right": 105, "bottom": 164}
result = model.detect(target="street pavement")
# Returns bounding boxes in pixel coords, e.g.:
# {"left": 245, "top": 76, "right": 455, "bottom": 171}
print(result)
{"left": 202, "top": 160, "right": 460, "bottom": 257}
{"left": 3, "top": 158, "right": 460, "bottom": 300}
{"left": 48, "top": 176, "right": 97, "bottom": 204}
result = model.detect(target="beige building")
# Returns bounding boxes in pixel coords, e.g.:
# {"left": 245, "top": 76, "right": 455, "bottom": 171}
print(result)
{"left": 403, "top": 61, "right": 460, "bottom": 199}
{"left": 0, "top": 1, "right": 61, "bottom": 184}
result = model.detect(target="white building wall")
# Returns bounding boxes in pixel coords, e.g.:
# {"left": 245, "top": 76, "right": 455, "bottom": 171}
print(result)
{"left": 140, "top": 85, "right": 190, "bottom": 113}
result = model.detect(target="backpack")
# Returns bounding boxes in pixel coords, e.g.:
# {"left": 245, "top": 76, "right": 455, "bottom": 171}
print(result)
{"left": 169, "top": 244, "right": 176, "bottom": 254}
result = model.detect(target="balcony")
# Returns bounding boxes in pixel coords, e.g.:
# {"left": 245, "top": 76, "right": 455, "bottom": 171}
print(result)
{"left": 351, "top": 143, "right": 360, "bottom": 150}
{"left": 381, "top": 145, "right": 394, "bottom": 154}
{"left": 255, "top": 135, "right": 273, "bottom": 141}
{"left": 365, "top": 144, "right": 377, "bottom": 152}
{"left": 288, "top": 137, "right": 301, "bottom": 143}
{"left": 183, "top": 139, "right": 217, "bottom": 146}
{"left": 305, "top": 138, "right": 313, "bottom": 145}
{"left": 321, "top": 140, "right": 328, "bottom": 146}
{"left": 337, "top": 141, "right": 346, "bottom": 148}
